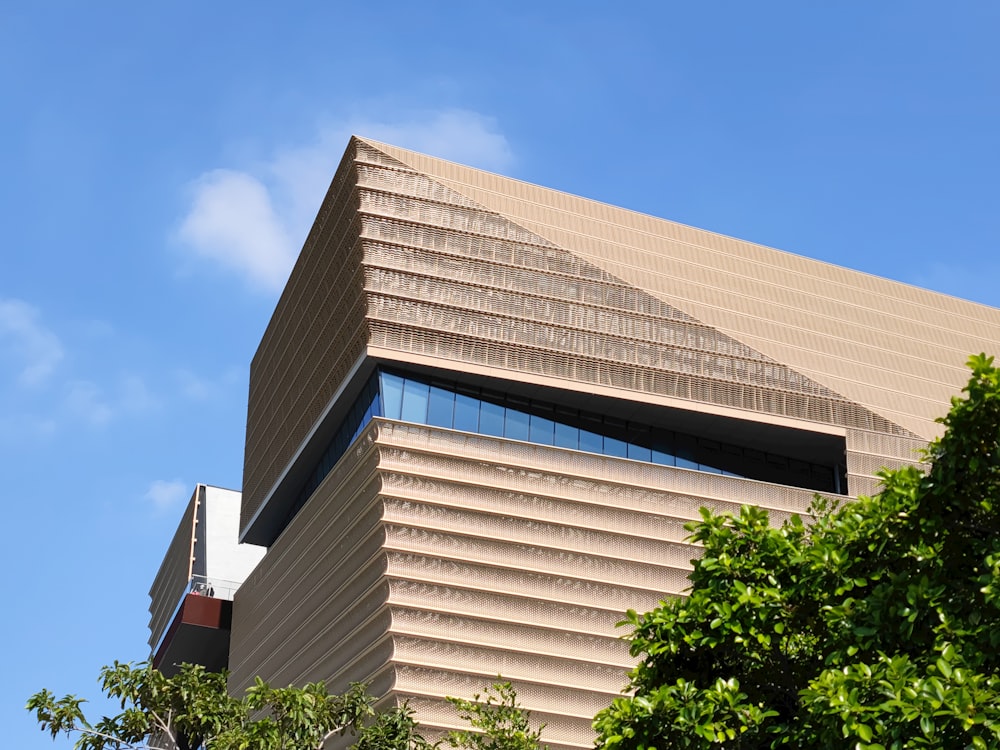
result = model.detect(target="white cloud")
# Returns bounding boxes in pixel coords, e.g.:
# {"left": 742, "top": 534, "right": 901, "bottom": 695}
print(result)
{"left": 346, "top": 109, "right": 514, "bottom": 173}
{"left": 0, "top": 297, "right": 64, "bottom": 386}
{"left": 176, "top": 108, "right": 513, "bottom": 292}
{"left": 177, "top": 170, "right": 298, "bottom": 292}
{"left": 144, "top": 478, "right": 188, "bottom": 512}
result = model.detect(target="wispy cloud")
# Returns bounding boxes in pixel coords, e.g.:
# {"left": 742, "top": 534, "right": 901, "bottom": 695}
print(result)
{"left": 0, "top": 297, "right": 215, "bottom": 442}
{"left": 65, "top": 380, "right": 114, "bottom": 426}
{"left": 144, "top": 478, "right": 189, "bottom": 512}
{"left": 0, "top": 297, "right": 64, "bottom": 386}
{"left": 347, "top": 109, "right": 514, "bottom": 173}
{"left": 65, "top": 374, "right": 160, "bottom": 427}
{"left": 174, "top": 366, "right": 244, "bottom": 401}
{"left": 0, "top": 412, "right": 57, "bottom": 441}
{"left": 176, "top": 108, "right": 514, "bottom": 292}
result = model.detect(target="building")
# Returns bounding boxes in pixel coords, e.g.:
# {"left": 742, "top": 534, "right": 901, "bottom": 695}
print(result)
{"left": 148, "top": 484, "right": 264, "bottom": 676}
{"left": 159, "top": 137, "right": 1000, "bottom": 749}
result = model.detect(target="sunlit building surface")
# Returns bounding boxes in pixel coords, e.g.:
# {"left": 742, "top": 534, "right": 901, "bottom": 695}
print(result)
{"left": 186, "top": 138, "right": 1000, "bottom": 749}
{"left": 148, "top": 484, "right": 265, "bottom": 677}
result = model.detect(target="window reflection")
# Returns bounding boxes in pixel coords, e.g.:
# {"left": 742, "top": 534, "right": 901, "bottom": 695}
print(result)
{"left": 579, "top": 429, "right": 603, "bottom": 453}
{"left": 604, "top": 436, "right": 628, "bottom": 458}
{"left": 554, "top": 422, "right": 579, "bottom": 450}
{"left": 291, "top": 368, "right": 845, "bottom": 531}
{"left": 400, "top": 379, "right": 429, "bottom": 423}
{"left": 628, "top": 442, "right": 652, "bottom": 462}
{"left": 504, "top": 409, "right": 529, "bottom": 441}
{"left": 479, "top": 400, "right": 505, "bottom": 437}
{"left": 427, "top": 384, "right": 455, "bottom": 428}
{"left": 381, "top": 372, "right": 404, "bottom": 420}
{"left": 529, "top": 414, "right": 555, "bottom": 445}
{"left": 454, "top": 392, "right": 480, "bottom": 432}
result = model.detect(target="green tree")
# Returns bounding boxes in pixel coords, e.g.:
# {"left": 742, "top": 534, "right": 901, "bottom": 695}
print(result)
{"left": 593, "top": 354, "right": 1000, "bottom": 750}
{"left": 27, "top": 661, "right": 391, "bottom": 750}
{"left": 445, "top": 682, "right": 546, "bottom": 750}
{"left": 29, "top": 665, "right": 543, "bottom": 750}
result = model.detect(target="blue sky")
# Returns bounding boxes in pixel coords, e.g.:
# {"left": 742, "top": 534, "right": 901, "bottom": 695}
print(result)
{"left": 3, "top": 2, "right": 999, "bottom": 746}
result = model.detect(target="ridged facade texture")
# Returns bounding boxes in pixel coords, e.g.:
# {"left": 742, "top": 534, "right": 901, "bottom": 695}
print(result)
{"left": 366, "top": 140, "right": 1000, "bottom": 441}
{"left": 149, "top": 487, "right": 198, "bottom": 651}
{"left": 232, "top": 137, "right": 1000, "bottom": 748}
{"left": 231, "top": 420, "right": 824, "bottom": 750}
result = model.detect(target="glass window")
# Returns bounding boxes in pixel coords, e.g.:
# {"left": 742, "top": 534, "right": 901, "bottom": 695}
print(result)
{"left": 554, "top": 422, "right": 579, "bottom": 450}
{"left": 627, "top": 423, "right": 651, "bottom": 457}
{"left": 400, "top": 378, "right": 430, "bottom": 423}
{"left": 627, "top": 442, "right": 652, "bottom": 462}
{"left": 380, "top": 371, "right": 404, "bottom": 420}
{"left": 605, "top": 416, "right": 628, "bottom": 434}
{"left": 504, "top": 408, "right": 530, "bottom": 441}
{"left": 286, "top": 367, "right": 848, "bottom": 538}
{"left": 676, "top": 434, "right": 699, "bottom": 469}
{"left": 453, "top": 392, "right": 480, "bottom": 432}
{"left": 604, "top": 436, "right": 628, "bottom": 458}
{"left": 365, "top": 375, "right": 381, "bottom": 420}
{"left": 350, "top": 393, "right": 365, "bottom": 433}
{"left": 427, "top": 384, "right": 455, "bottom": 428}
{"left": 789, "top": 459, "right": 810, "bottom": 476}
{"left": 651, "top": 449, "right": 674, "bottom": 466}
{"left": 529, "top": 414, "right": 555, "bottom": 445}
{"left": 479, "top": 400, "right": 505, "bottom": 437}
{"left": 579, "top": 428, "right": 603, "bottom": 453}
{"left": 651, "top": 434, "right": 675, "bottom": 465}
{"left": 676, "top": 454, "right": 698, "bottom": 469}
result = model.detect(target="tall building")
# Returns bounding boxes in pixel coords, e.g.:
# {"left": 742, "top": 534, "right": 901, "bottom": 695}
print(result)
{"left": 148, "top": 484, "right": 264, "bottom": 677}
{"left": 167, "top": 137, "right": 1000, "bottom": 749}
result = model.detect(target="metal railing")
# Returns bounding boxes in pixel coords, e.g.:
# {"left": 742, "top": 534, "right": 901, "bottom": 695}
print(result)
{"left": 186, "top": 574, "right": 242, "bottom": 601}
{"left": 151, "top": 575, "right": 245, "bottom": 658}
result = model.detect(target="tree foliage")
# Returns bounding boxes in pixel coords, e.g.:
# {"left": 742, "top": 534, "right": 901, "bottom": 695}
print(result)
{"left": 28, "top": 661, "right": 388, "bottom": 750}
{"left": 593, "top": 354, "right": 1000, "bottom": 749}
{"left": 444, "top": 682, "right": 546, "bottom": 750}
{"left": 28, "top": 665, "right": 542, "bottom": 750}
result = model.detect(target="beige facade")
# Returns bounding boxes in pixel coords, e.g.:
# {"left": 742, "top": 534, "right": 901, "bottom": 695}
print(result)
{"left": 229, "top": 137, "right": 1000, "bottom": 749}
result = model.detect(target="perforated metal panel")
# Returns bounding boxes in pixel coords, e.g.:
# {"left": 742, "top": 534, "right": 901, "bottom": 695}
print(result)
{"left": 389, "top": 607, "right": 630, "bottom": 667}
{"left": 392, "top": 635, "right": 627, "bottom": 693}
{"left": 396, "top": 680, "right": 615, "bottom": 749}
{"left": 380, "top": 474, "right": 693, "bottom": 542}
{"left": 386, "top": 579, "right": 624, "bottom": 636}
{"left": 147, "top": 487, "right": 198, "bottom": 650}
{"left": 383, "top": 497, "right": 695, "bottom": 568}
{"left": 376, "top": 420, "right": 822, "bottom": 517}
{"left": 366, "top": 137, "right": 1000, "bottom": 440}
{"left": 355, "top": 166, "right": 909, "bottom": 437}
{"left": 241, "top": 137, "right": 963, "bottom": 539}
{"left": 234, "top": 137, "right": 1000, "bottom": 750}
{"left": 230, "top": 428, "right": 388, "bottom": 693}
{"left": 241, "top": 143, "right": 371, "bottom": 534}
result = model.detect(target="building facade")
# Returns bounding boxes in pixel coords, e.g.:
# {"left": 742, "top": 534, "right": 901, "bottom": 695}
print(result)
{"left": 220, "top": 137, "right": 1000, "bottom": 749}
{"left": 148, "top": 484, "right": 265, "bottom": 676}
